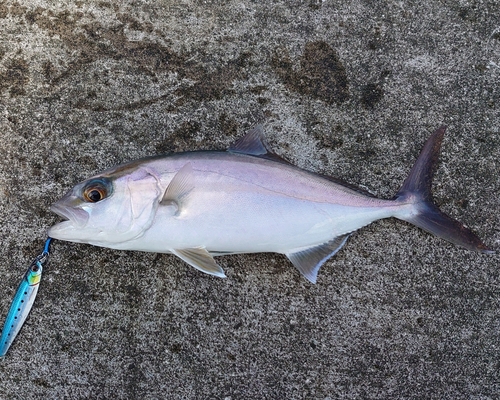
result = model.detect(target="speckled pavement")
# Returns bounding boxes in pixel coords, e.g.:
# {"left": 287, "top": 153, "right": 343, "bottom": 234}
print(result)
{"left": 0, "top": 1, "right": 498, "bottom": 399}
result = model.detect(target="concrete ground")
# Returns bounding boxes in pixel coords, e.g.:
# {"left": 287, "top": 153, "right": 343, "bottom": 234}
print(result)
{"left": 0, "top": 1, "right": 499, "bottom": 399}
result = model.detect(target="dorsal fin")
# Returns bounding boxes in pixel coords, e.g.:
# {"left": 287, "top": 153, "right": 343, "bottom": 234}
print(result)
{"left": 228, "top": 125, "right": 269, "bottom": 156}
{"left": 228, "top": 125, "right": 294, "bottom": 165}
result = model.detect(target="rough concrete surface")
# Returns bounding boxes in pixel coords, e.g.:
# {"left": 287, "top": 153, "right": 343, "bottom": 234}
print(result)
{"left": 0, "top": 0, "right": 499, "bottom": 399}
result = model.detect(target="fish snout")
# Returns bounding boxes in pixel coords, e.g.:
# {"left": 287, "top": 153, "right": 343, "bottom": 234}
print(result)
{"left": 50, "top": 196, "right": 89, "bottom": 228}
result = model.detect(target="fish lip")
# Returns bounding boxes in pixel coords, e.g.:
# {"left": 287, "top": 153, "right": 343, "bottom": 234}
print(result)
{"left": 50, "top": 203, "right": 89, "bottom": 228}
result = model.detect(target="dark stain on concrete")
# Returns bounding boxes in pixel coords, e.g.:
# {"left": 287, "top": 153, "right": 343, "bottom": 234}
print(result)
{"left": 116, "top": 12, "right": 154, "bottom": 33}
{"left": 21, "top": 7, "right": 247, "bottom": 110}
{"left": 249, "top": 85, "right": 270, "bottom": 105}
{"left": 300, "top": 41, "right": 349, "bottom": 104}
{"left": 218, "top": 113, "right": 239, "bottom": 138}
{"left": 73, "top": 92, "right": 174, "bottom": 112}
{"left": 308, "top": 0, "right": 323, "bottom": 10}
{"left": 155, "top": 121, "right": 202, "bottom": 154}
{"left": 0, "top": 58, "right": 29, "bottom": 96}
{"left": 175, "top": 51, "right": 251, "bottom": 103}
{"left": 0, "top": 3, "right": 8, "bottom": 19}
{"left": 313, "top": 126, "right": 344, "bottom": 150}
{"left": 360, "top": 82, "right": 384, "bottom": 109}
{"left": 42, "top": 61, "right": 59, "bottom": 82}
{"left": 272, "top": 41, "right": 349, "bottom": 105}
{"left": 367, "top": 26, "right": 383, "bottom": 51}
{"left": 9, "top": 2, "right": 28, "bottom": 18}
{"left": 27, "top": 8, "right": 184, "bottom": 82}
{"left": 458, "top": 6, "right": 478, "bottom": 23}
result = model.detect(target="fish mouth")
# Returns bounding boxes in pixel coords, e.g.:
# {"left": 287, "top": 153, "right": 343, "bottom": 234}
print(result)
{"left": 50, "top": 203, "right": 89, "bottom": 228}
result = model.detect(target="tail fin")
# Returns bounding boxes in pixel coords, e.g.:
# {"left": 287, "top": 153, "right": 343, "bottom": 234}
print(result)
{"left": 394, "top": 126, "right": 493, "bottom": 253}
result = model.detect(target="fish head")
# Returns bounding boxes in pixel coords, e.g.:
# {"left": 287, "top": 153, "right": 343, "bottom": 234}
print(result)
{"left": 48, "top": 166, "right": 162, "bottom": 245}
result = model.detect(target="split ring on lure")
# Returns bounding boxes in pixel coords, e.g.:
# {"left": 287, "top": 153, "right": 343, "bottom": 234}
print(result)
{"left": 0, "top": 238, "right": 52, "bottom": 358}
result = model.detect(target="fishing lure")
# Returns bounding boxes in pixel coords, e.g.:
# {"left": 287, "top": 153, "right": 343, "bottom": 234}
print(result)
{"left": 0, "top": 238, "right": 52, "bottom": 357}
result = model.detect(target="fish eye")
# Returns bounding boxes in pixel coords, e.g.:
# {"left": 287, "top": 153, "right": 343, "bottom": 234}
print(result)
{"left": 82, "top": 179, "right": 111, "bottom": 203}
{"left": 85, "top": 188, "right": 104, "bottom": 202}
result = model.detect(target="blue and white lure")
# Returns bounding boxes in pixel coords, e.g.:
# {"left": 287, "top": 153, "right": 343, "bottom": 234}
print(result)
{"left": 0, "top": 238, "right": 52, "bottom": 357}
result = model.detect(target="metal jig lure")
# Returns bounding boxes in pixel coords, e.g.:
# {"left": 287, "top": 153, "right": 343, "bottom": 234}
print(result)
{"left": 0, "top": 238, "right": 52, "bottom": 357}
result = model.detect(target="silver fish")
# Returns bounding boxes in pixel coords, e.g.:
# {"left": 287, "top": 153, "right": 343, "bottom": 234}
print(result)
{"left": 48, "top": 126, "right": 492, "bottom": 283}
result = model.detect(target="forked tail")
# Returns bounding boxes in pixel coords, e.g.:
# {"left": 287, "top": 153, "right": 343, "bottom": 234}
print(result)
{"left": 394, "top": 126, "right": 493, "bottom": 253}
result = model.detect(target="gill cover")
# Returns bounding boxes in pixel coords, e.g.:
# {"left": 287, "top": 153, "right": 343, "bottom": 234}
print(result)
{"left": 94, "top": 168, "right": 162, "bottom": 243}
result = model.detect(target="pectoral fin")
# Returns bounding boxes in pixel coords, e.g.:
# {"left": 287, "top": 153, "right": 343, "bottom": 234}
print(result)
{"left": 172, "top": 247, "right": 226, "bottom": 278}
{"left": 286, "top": 234, "right": 350, "bottom": 284}
{"left": 160, "top": 163, "right": 194, "bottom": 213}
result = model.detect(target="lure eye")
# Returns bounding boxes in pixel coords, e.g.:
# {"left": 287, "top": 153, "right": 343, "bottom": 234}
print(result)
{"left": 82, "top": 179, "right": 111, "bottom": 203}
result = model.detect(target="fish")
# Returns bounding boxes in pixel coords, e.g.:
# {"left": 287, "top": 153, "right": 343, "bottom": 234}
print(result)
{"left": 48, "top": 126, "right": 493, "bottom": 283}
{"left": 0, "top": 249, "right": 46, "bottom": 357}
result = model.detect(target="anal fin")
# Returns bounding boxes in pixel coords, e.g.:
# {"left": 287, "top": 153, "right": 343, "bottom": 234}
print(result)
{"left": 172, "top": 247, "right": 226, "bottom": 278}
{"left": 286, "top": 234, "right": 350, "bottom": 284}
